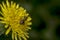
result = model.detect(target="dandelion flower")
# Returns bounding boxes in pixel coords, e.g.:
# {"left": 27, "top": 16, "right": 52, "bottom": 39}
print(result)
{"left": 0, "top": 0, "right": 32, "bottom": 40}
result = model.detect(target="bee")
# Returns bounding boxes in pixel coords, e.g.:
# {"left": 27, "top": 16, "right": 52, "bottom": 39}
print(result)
{"left": 20, "top": 16, "right": 28, "bottom": 25}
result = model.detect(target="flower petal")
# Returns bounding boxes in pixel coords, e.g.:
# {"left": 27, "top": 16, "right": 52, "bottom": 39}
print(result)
{"left": 2, "top": 2, "right": 7, "bottom": 9}
{"left": 26, "top": 17, "right": 32, "bottom": 21}
{"left": 5, "top": 24, "right": 8, "bottom": 28}
{"left": 5, "top": 27, "right": 11, "bottom": 35}
{"left": 6, "top": 0, "right": 10, "bottom": 7}
{"left": 16, "top": 4, "right": 19, "bottom": 9}
{"left": 22, "top": 35, "right": 27, "bottom": 40}
{"left": 15, "top": 33, "right": 18, "bottom": 40}
{"left": 27, "top": 22, "right": 32, "bottom": 25}
{"left": 12, "top": 32, "right": 15, "bottom": 40}
{"left": 19, "top": 37, "right": 22, "bottom": 40}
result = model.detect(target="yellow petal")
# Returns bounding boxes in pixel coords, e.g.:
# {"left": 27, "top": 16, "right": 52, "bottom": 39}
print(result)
{"left": 27, "top": 27, "right": 31, "bottom": 29}
{"left": 15, "top": 33, "right": 17, "bottom": 40}
{"left": 11, "top": 2, "right": 16, "bottom": 8}
{"left": 0, "top": 17, "right": 4, "bottom": 20}
{"left": 22, "top": 35, "right": 27, "bottom": 40}
{"left": 5, "top": 24, "right": 8, "bottom": 28}
{"left": 16, "top": 4, "right": 19, "bottom": 9}
{"left": 6, "top": 0, "right": 10, "bottom": 7}
{"left": 27, "top": 17, "right": 32, "bottom": 21}
{"left": 0, "top": 11, "right": 3, "bottom": 15}
{"left": 12, "top": 32, "right": 15, "bottom": 40}
{"left": 27, "top": 22, "right": 32, "bottom": 25}
{"left": 24, "top": 33, "right": 29, "bottom": 38}
{"left": 19, "top": 37, "right": 22, "bottom": 40}
{"left": 0, "top": 21, "right": 6, "bottom": 23}
{"left": 25, "top": 13, "right": 29, "bottom": 16}
{"left": 11, "top": 1, "right": 13, "bottom": 6}
{"left": 0, "top": 4, "right": 7, "bottom": 14}
{"left": 0, "top": 4, "right": 5, "bottom": 11}
{"left": 5, "top": 27, "right": 11, "bottom": 35}
{"left": 24, "top": 10, "right": 26, "bottom": 13}
{"left": 2, "top": 2, "right": 6, "bottom": 9}
{"left": 20, "top": 7, "right": 24, "bottom": 10}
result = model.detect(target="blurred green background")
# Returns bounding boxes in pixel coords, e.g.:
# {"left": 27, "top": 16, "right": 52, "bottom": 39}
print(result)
{"left": 0, "top": 0, "right": 60, "bottom": 40}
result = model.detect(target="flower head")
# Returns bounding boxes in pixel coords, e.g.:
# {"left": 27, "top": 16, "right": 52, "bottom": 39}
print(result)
{"left": 0, "top": 0, "right": 32, "bottom": 40}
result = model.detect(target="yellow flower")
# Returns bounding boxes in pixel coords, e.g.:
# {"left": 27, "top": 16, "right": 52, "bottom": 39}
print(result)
{"left": 0, "top": 0, "right": 32, "bottom": 40}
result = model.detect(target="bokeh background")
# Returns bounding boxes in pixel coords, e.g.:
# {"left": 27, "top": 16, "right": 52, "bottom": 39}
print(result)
{"left": 0, "top": 0, "right": 60, "bottom": 40}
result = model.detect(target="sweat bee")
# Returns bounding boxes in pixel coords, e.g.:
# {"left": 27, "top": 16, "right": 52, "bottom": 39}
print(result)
{"left": 20, "top": 16, "right": 28, "bottom": 25}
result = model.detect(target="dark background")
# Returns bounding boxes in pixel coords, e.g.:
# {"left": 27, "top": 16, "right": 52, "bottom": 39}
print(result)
{"left": 0, "top": 0, "right": 60, "bottom": 40}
